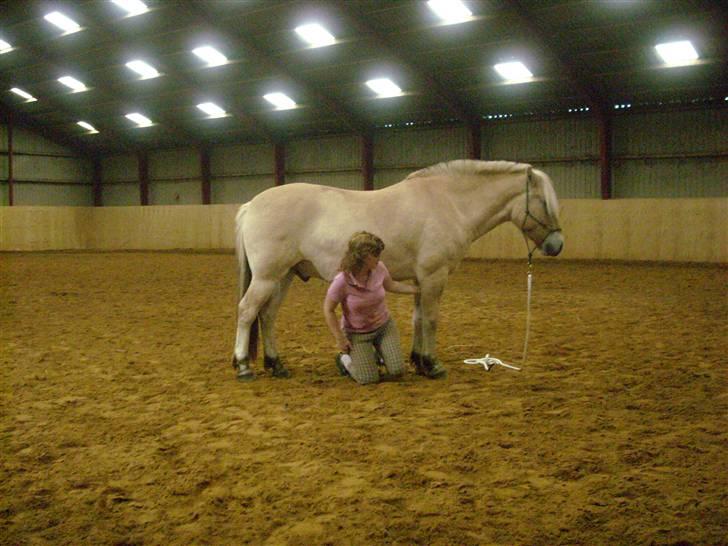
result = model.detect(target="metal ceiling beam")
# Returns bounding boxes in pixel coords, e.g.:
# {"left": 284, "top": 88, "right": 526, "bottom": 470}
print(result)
{"left": 506, "top": 0, "right": 608, "bottom": 115}
{"left": 63, "top": 11, "right": 211, "bottom": 151}
{"left": 0, "top": 99, "right": 95, "bottom": 156}
{"left": 81, "top": 14, "right": 278, "bottom": 145}
{"left": 4, "top": 49, "right": 147, "bottom": 154}
{"left": 184, "top": 2, "right": 372, "bottom": 137}
{"left": 333, "top": 2, "right": 479, "bottom": 125}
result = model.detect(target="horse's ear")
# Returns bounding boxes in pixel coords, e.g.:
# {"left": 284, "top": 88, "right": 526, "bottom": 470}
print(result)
{"left": 526, "top": 166, "right": 536, "bottom": 187}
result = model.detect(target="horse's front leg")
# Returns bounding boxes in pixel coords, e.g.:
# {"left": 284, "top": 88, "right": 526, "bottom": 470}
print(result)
{"left": 411, "top": 267, "right": 448, "bottom": 379}
{"left": 258, "top": 271, "right": 294, "bottom": 378}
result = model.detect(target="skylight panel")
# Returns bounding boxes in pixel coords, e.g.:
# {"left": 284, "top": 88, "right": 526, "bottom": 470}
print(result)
{"left": 111, "top": 0, "right": 149, "bottom": 17}
{"left": 125, "top": 60, "right": 160, "bottom": 79}
{"left": 427, "top": 0, "right": 472, "bottom": 24}
{"left": 10, "top": 87, "right": 37, "bottom": 102}
{"left": 654, "top": 40, "right": 699, "bottom": 66}
{"left": 264, "top": 92, "right": 296, "bottom": 110}
{"left": 77, "top": 121, "right": 98, "bottom": 134}
{"left": 58, "top": 76, "right": 87, "bottom": 92}
{"left": 0, "top": 39, "right": 12, "bottom": 54}
{"left": 125, "top": 112, "right": 153, "bottom": 127}
{"left": 295, "top": 23, "right": 336, "bottom": 47}
{"left": 365, "top": 78, "right": 402, "bottom": 98}
{"left": 494, "top": 61, "right": 533, "bottom": 83}
{"left": 44, "top": 11, "right": 81, "bottom": 34}
{"left": 192, "top": 46, "right": 228, "bottom": 67}
{"left": 197, "top": 102, "right": 227, "bottom": 118}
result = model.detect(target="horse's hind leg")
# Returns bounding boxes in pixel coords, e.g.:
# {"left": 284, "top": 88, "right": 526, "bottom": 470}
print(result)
{"left": 259, "top": 270, "right": 294, "bottom": 378}
{"left": 233, "top": 277, "right": 278, "bottom": 381}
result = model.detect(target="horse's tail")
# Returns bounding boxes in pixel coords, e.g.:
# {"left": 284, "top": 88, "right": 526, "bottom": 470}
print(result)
{"left": 235, "top": 203, "right": 259, "bottom": 362}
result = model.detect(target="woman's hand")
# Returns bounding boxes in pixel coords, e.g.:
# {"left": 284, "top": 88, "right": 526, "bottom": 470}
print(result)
{"left": 384, "top": 276, "right": 420, "bottom": 295}
{"left": 337, "top": 335, "right": 352, "bottom": 352}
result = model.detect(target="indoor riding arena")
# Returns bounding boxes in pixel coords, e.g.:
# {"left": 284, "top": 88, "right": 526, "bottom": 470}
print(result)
{"left": 1, "top": 2, "right": 726, "bottom": 545}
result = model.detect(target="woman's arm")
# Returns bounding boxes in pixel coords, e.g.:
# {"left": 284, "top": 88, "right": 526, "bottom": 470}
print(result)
{"left": 383, "top": 275, "right": 420, "bottom": 295}
{"left": 323, "top": 296, "right": 351, "bottom": 352}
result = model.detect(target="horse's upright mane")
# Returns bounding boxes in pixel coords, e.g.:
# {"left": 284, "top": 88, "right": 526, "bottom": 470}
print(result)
{"left": 405, "top": 159, "right": 529, "bottom": 180}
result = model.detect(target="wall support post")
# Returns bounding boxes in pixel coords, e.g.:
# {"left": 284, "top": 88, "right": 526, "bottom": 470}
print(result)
{"left": 200, "top": 146, "right": 212, "bottom": 204}
{"left": 7, "top": 115, "right": 14, "bottom": 206}
{"left": 598, "top": 113, "right": 613, "bottom": 200}
{"left": 138, "top": 151, "right": 149, "bottom": 206}
{"left": 361, "top": 133, "right": 374, "bottom": 190}
{"left": 468, "top": 122, "right": 482, "bottom": 160}
{"left": 274, "top": 143, "right": 285, "bottom": 186}
{"left": 93, "top": 157, "right": 103, "bottom": 206}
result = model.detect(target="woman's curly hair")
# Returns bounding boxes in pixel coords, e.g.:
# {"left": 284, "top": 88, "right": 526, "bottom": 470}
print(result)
{"left": 340, "top": 231, "right": 385, "bottom": 274}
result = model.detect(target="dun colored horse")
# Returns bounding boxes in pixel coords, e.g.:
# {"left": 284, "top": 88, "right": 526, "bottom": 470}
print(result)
{"left": 232, "top": 160, "right": 563, "bottom": 380}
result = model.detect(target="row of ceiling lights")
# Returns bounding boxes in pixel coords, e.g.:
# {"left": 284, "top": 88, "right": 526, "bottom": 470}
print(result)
{"left": 1, "top": 0, "right": 707, "bottom": 136}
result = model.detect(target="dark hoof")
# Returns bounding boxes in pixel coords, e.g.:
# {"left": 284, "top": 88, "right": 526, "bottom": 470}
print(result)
{"left": 410, "top": 352, "right": 448, "bottom": 379}
{"left": 264, "top": 356, "right": 291, "bottom": 379}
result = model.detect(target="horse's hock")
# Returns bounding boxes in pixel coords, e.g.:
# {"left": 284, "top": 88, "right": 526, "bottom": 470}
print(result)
{"left": 1, "top": 252, "right": 726, "bottom": 545}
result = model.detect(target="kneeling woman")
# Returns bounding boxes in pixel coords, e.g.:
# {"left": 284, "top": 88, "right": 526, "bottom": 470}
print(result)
{"left": 323, "top": 231, "right": 419, "bottom": 385}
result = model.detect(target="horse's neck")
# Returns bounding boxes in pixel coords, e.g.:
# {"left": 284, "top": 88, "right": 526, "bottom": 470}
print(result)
{"left": 444, "top": 173, "right": 524, "bottom": 241}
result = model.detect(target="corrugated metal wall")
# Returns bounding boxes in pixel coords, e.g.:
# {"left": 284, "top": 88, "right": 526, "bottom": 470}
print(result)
{"left": 287, "top": 135, "right": 362, "bottom": 190}
{"left": 613, "top": 109, "right": 727, "bottom": 198}
{"left": 1, "top": 127, "right": 92, "bottom": 206}
{"left": 149, "top": 148, "right": 201, "bottom": 205}
{"left": 101, "top": 154, "right": 139, "bottom": 206}
{"left": 210, "top": 143, "right": 274, "bottom": 204}
{"left": 483, "top": 117, "right": 600, "bottom": 198}
{"left": 374, "top": 126, "right": 469, "bottom": 189}
{"left": 2, "top": 107, "right": 726, "bottom": 207}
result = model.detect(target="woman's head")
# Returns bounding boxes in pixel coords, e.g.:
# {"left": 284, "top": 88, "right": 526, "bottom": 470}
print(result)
{"left": 340, "top": 231, "right": 385, "bottom": 274}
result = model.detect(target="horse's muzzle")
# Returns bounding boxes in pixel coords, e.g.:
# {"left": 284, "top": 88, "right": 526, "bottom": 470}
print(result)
{"left": 542, "top": 231, "right": 563, "bottom": 256}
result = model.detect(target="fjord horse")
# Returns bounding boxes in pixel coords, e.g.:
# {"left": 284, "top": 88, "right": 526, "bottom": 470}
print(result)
{"left": 232, "top": 160, "right": 563, "bottom": 380}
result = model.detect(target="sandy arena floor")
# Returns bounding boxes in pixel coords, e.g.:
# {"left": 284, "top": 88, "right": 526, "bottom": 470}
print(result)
{"left": 1, "top": 252, "right": 726, "bottom": 545}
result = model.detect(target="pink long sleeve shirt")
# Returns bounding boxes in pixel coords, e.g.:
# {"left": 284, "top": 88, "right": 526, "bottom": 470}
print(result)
{"left": 326, "top": 262, "right": 391, "bottom": 333}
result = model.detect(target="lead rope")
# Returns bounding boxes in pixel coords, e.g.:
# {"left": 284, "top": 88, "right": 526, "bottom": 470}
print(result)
{"left": 522, "top": 259, "right": 533, "bottom": 366}
{"left": 463, "top": 173, "right": 536, "bottom": 373}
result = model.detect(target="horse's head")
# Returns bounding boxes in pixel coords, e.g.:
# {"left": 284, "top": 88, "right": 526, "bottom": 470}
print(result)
{"left": 512, "top": 168, "right": 563, "bottom": 256}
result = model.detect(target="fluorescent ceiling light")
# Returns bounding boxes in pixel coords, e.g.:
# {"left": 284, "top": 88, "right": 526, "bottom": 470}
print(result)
{"left": 0, "top": 39, "right": 12, "bottom": 53}
{"left": 10, "top": 87, "right": 37, "bottom": 102}
{"left": 111, "top": 0, "right": 149, "bottom": 17}
{"left": 494, "top": 61, "right": 533, "bottom": 82}
{"left": 77, "top": 121, "right": 98, "bottom": 133}
{"left": 427, "top": 0, "right": 472, "bottom": 24}
{"left": 197, "top": 102, "right": 227, "bottom": 118}
{"left": 125, "top": 112, "right": 153, "bottom": 127}
{"left": 366, "top": 78, "right": 402, "bottom": 98}
{"left": 125, "top": 60, "right": 160, "bottom": 79}
{"left": 192, "top": 46, "right": 228, "bottom": 67}
{"left": 264, "top": 92, "right": 296, "bottom": 110}
{"left": 44, "top": 11, "right": 81, "bottom": 34}
{"left": 295, "top": 23, "right": 336, "bottom": 47}
{"left": 58, "top": 76, "right": 87, "bottom": 92}
{"left": 654, "top": 40, "right": 699, "bottom": 66}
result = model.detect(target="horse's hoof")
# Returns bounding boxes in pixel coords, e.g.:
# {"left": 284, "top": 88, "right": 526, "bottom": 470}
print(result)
{"left": 264, "top": 356, "right": 291, "bottom": 379}
{"left": 411, "top": 353, "right": 447, "bottom": 379}
{"left": 236, "top": 370, "right": 256, "bottom": 382}
{"left": 427, "top": 364, "right": 448, "bottom": 379}
{"left": 233, "top": 357, "right": 255, "bottom": 381}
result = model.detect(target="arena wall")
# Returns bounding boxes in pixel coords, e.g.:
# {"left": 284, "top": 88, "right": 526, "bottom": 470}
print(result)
{"left": 1, "top": 199, "right": 725, "bottom": 262}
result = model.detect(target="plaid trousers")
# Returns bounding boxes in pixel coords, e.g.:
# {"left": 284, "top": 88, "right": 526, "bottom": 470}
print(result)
{"left": 345, "top": 318, "right": 404, "bottom": 385}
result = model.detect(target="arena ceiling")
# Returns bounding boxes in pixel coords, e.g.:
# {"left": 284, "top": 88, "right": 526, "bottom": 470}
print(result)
{"left": 0, "top": 0, "right": 726, "bottom": 155}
